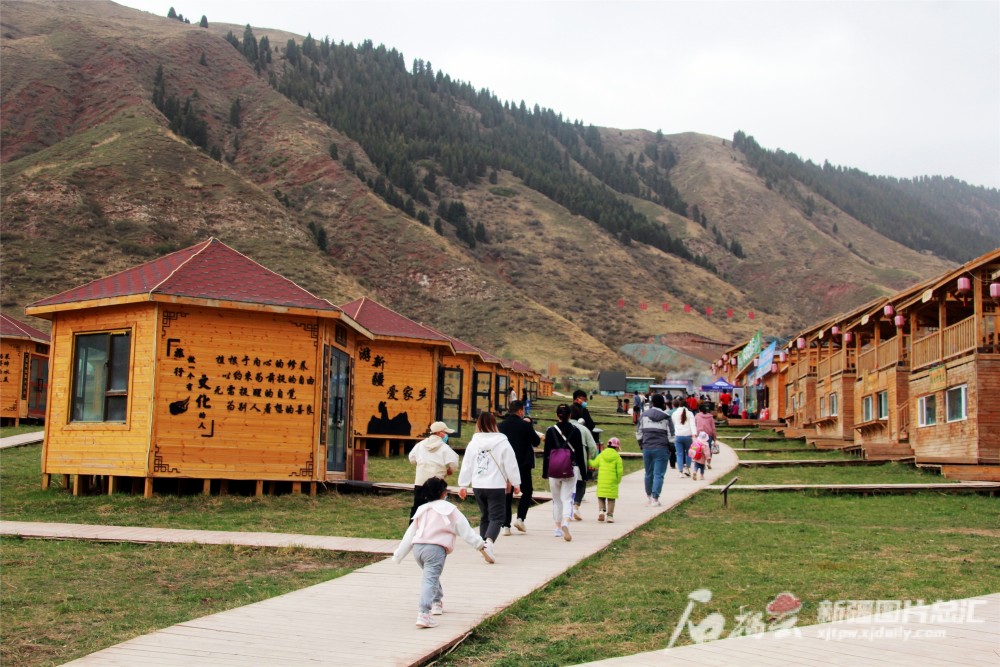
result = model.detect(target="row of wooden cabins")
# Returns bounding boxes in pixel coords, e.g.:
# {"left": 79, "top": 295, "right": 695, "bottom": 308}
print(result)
{"left": 714, "top": 247, "right": 1000, "bottom": 481}
{"left": 14, "top": 238, "right": 553, "bottom": 496}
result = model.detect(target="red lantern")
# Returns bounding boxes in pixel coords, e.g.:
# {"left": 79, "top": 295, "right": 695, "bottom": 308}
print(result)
{"left": 894, "top": 314, "right": 905, "bottom": 327}
{"left": 722, "top": 353, "right": 729, "bottom": 361}
{"left": 844, "top": 332, "right": 853, "bottom": 344}
{"left": 779, "top": 351, "right": 787, "bottom": 362}
{"left": 884, "top": 304, "right": 894, "bottom": 317}
{"left": 797, "top": 337, "right": 806, "bottom": 350}
{"left": 957, "top": 276, "right": 971, "bottom": 294}
{"left": 831, "top": 325, "right": 840, "bottom": 335}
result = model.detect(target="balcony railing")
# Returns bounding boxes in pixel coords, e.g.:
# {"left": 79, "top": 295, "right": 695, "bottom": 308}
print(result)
{"left": 857, "top": 347, "right": 876, "bottom": 374}
{"left": 911, "top": 331, "right": 940, "bottom": 370}
{"left": 910, "top": 314, "right": 980, "bottom": 371}
{"left": 876, "top": 337, "right": 901, "bottom": 369}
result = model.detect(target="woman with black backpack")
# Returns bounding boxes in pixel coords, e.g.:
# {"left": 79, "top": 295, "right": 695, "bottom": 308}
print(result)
{"left": 542, "top": 403, "right": 586, "bottom": 541}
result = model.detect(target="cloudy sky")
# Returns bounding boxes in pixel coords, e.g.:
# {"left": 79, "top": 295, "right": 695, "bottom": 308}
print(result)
{"left": 118, "top": 0, "right": 1000, "bottom": 189}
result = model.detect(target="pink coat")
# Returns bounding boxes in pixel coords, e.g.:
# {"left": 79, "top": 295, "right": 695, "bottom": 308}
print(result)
{"left": 694, "top": 412, "right": 716, "bottom": 440}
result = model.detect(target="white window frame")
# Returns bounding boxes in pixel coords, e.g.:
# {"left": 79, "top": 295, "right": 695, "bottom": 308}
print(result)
{"left": 946, "top": 384, "right": 967, "bottom": 423}
{"left": 819, "top": 396, "right": 826, "bottom": 417}
{"left": 917, "top": 394, "right": 937, "bottom": 427}
{"left": 862, "top": 395, "right": 873, "bottom": 422}
{"left": 830, "top": 392, "right": 839, "bottom": 416}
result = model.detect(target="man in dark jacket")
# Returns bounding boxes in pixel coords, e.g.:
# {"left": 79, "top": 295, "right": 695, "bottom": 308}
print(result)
{"left": 499, "top": 400, "right": 541, "bottom": 533}
{"left": 636, "top": 393, "right": 674, "bottom": 506}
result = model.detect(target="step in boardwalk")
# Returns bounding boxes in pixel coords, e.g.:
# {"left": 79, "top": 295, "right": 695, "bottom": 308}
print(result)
{"left": 573, "top": 593, "right": 1000, "bottom": 667}
{"left": 63, "top": 446, "right": 740, "bottom": 666}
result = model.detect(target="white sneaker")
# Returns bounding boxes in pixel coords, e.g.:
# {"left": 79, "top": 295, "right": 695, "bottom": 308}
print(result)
{"left": 502, "top": 526, "right": 512, "bottom": 536}
{"left": 431, "top": 601, "right": 444, "bottom": 615}
{"left": 561, "top": 523, "right": 572, "bottom": 542}
{"left": 607, "top": 515, "right": 615, "bottom": 523}
{"left": 650, "top": 499, "right": 662, "bottom": 507}
{"left": 554, "top": 528, "right": 564, "bottom": 538}
{"left": 416, "top": 613, "right": 438, "bottom": 628}
{"left": 481, "top": 541, "right": 495, "bottom": 564}
{"left": 513, "top": 518, "right": 526, "bottom": 532}
{"left": 598, "top": 511, "right": 606, "bottom": 522}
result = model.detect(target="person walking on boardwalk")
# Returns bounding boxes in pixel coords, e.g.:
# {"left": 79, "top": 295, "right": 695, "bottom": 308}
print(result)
{"left": 393, "top": 477, "right": 487, "bottom": 628}
{"left": 589, "top": 437, "right": 624, "bottom": 522}
{"left": 542, "top": 403, "right": 586, "bottom": 541}
{"left": 636, "top": 393, "right": 673, "bottom": 506}
{"left": 499, "top": 399, "right": 540, "bottom": 534}
{"left": 408, "top": 421, "right": 460, "bottom": 519}
{"left": 570, "top": 391, "right": 598, "bottom": 519}
{"left": 694, "top": 405, "right": 716, "bottom": 469}
{"left": 569, "top": 402, "right": 599, "bottom": 520}
{"left": 457, "top": 411, "right": 521, "bottom": 563}
{"left": 672, "top": 398, "right": 697, "bottom": 477}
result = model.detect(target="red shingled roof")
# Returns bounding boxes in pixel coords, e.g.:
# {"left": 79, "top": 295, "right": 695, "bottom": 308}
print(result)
{"left": 340, "top": 298, "right": 451, "bottom": 344}
{"left": 0, "top": 313, "right": 50, "bottom": 343}
{"left": 28, "top": 239, "right": 340, "bottom": 313}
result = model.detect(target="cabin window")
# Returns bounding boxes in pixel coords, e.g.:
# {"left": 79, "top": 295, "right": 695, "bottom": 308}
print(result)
{"left": 71, "top": 331, "right": 131, "bottom": 422}
{"left": 862, "top": 395, "right": 874, "bottom": 422}
{"left": 818, "top": 396, "right": 826, "bottom": 417}
{"left": 829, "top": 392, "right": 839, "bottom": 416}
{"left": 876, "top": 390, "right": 889, "bottom": 420}
{"left": 918, "top": 394, "right": 937, "bottom": 427}
{"left": 946, "top": 385, "right": 967, "bottom": 422}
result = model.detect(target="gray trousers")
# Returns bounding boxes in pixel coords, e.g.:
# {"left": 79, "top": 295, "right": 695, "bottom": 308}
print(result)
{"left": 412, "top": 543, "right": 446, "bottom": 613}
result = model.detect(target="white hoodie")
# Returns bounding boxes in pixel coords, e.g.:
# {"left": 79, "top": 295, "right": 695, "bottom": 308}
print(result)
{"left": 409, "top": 434, "right": 460, "bottom": 485}
{"left": 457, "top": 432, "right": 522, "bottom": 490}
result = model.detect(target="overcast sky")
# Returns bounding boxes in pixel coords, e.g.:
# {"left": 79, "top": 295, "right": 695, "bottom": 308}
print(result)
{"left": 118, "top": 0, "right": 1000, "bottom": 189}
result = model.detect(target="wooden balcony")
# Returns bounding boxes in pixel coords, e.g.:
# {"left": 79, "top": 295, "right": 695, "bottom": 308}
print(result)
{"left": 910, "top": 315, "right": 982, "bottom": 371}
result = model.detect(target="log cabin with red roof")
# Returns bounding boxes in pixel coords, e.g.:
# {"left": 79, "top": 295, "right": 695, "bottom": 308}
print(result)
{"left": 25, "top": 239, "right": 372, "bottom": 496}
{"left": 0, "top": 313, "right": 51, "bottom": 425}
{"left": 339, "top": 297, "right": 456, "bottom": 456}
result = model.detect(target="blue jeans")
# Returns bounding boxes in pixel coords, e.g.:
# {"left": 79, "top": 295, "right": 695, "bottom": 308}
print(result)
{"left": 675, "top": 435, "right": 693, "bottom": 472}
{"left": 643, "top": 447, "right": 669, "bottom": 499}
{"left": 412, "top": 543, "right": 446, "bottom": 613}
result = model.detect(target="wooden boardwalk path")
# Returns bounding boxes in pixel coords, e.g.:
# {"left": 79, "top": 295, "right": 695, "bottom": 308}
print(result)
{"left": 0, "top": 430, "right": 44, "bottom": 449}
{"left": 62, "top": 446, "right": 740, "bottom": 666}
{"left": 705, "top": 482, "right": 1000, "bottom": 494}
{"left": 0, "top": 521, "right": 398, "bottom": 554}
{"left": 573, "top": 593, "right": 1000, "bottom": 666}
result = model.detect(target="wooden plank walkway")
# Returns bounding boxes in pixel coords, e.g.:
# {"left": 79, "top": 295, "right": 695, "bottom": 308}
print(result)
{"left": 0, "top": 521, "right": 398, "bottom": 554}
{"left": 573, "top": 593, "right": 1000, "bottom": 666}
{"left": 0, "top": 430, "right": 44, "bottom": 449}
{"left": 62, "top": 446, "right": 741, "bottom": 666}
{"left": 705, "top": 482, "right": 1000, "bottom": 494}
{"left": 738, "top": 458, "right": 910, "bottom": 468}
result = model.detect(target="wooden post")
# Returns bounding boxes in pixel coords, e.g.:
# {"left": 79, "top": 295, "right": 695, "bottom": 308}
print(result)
{"left": 292, "top": 482, "right": 301, "bottom": 495}
{"left": 41, "top": 473, "right": 50, "bottom": 490}
{"left": 62, "top": 474, "right": 71, "bottom": 491}
{"left": 309, "top": 482, "right": 317, "bottom": 497}
{"left": 203, "top": 479, "right": 212, "bottom": 496}
{"left": 255, "top": 480, "right": 264, "bottom": 497}
{"left": 144, "top": 477, "right": 154, "bottom": 498}
{"left": 107, "top": 476, "right": 117, "bottom": 495}
{"left": 73, "top": 474, "right": 82, "bottom": 497}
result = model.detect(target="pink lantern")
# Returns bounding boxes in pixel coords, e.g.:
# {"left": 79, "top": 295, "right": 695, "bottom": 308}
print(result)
{"left": 831, "top": 325, "right": 840, "bottom": 335}
{"left": 796, "top": 337, "right": 806, "bottom": 350}
{"left": 722, "top": 353, "right": 729, "bottom": 361}
{"left": 957, "top": 276, "right": 972, "bottom": 294}
{"left": 990, "top": 282, "right": 1000, "bottom": 300}
{"left": 730, "top": 358, "right": 737, "bottom": 366}
{"left": 844, "top": 332, "right": 853, "bottom": 344}
{"left": 753, "top": 358, "right": 759, "bottom": 367}
{"left": 770, "top": 363, "right": 778, "bottom": 374}
{"left": 894, "top": 314, "right": 905, "bottom": 327}
{"left": 779, "top": 351, "right": 787, "bottom": 362}
{"left": 884, "top": 304, "right": 894, "bottom": 317}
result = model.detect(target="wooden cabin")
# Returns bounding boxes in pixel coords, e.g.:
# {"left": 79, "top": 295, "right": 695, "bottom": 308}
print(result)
{"left": 25, "top": 239, "right": 372, "bottom": 496}
{"left": 421, "top": 324, "right": 504, "bottom": 422}
{"left": 0, "top": 313, "right": 51, "bottom": 425}
{"left": 538, "top": 376, "right": 554, "bottom": 398}
{"left": 339, "top": 298, "right": 456, "bottom": 452}
{"left": 897, "top": 248, "right": 1000, "bottom": 480}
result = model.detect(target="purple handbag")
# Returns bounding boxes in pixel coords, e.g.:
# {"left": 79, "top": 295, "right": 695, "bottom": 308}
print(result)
{"left": 547, "top": 427, "right": 575, "bottom": 478}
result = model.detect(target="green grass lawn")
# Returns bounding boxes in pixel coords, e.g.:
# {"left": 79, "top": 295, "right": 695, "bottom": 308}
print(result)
{"left": 436, "top": 490, "right": 1000, "bottom": 666}
{"left": 0, "top": 538, "right": 380, "bottom": 667}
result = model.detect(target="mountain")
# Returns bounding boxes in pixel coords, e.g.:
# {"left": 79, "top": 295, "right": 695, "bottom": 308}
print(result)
{"left": 1, "top": 0, "right": 992, "bottom": 380}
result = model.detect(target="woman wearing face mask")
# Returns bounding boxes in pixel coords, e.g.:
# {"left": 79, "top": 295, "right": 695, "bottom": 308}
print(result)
{"left": 408, "top": 421, "right": 460, "bottom": 519}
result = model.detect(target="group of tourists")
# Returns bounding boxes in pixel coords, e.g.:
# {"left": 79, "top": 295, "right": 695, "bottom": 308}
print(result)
{"left": 393, "top": 389, "right": 624, "bottom": 629}
{"left": 635, "top": 395, "right": 717, "bottom": 506}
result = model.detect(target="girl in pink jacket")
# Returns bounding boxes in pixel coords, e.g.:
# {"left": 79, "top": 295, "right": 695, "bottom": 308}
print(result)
{"left": 393, "top": 477, "right": 487, "bottom": 628}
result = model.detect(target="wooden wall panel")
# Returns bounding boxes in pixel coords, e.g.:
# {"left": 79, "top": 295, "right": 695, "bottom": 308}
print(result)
{"left": 152, "top": 306, "right": 324, "bottom": 480}
{"left": 43, "top": 304, "right": 157, "bottom": 476}
{"left": 353, "top": 340, "right": 437, "bottom": 439}
{"left": 0, "top": 339, "right": 27, "bottom": 418}
{"left": 910, "top": 357, "right": 996, "bottom": 464}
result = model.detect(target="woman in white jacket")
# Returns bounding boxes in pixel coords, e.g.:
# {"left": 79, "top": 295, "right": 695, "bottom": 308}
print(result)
{"left": 458, "top": 411, "right": 521, "bottom": 563}
{"left": 671, "top": 398, "right": 697, "bottom": 477}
